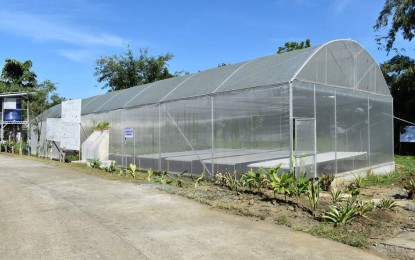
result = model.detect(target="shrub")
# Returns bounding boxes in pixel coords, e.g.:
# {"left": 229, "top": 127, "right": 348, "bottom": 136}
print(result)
{"left": 379, "top": 198, "right": 398, "bottom": 210}
{"left": 320, "top": 174, "right": 334, "bottom": 191}
{"left": 354, "top": 200, "right": 375, "bottom": 218}
{"left": 87, "top": 158, "right": 102, "bottom": 169}
{"left": 306, "top": 181, "right": 321, "bottom": 217}
{"left": 66, "top": 154, "right": 79, "bottom": 162}
{"left": 241, "top": 168, "right": 265, "bottom": 194}
{"left": 329, "top": 187, "right": 345, "bottom": 203}
{"left": 404, "top": 179, "right": 415, "bottom": 200}
{"left": 322, "top": 204, "right": 358, "bottom": 226}
{"left": 105, "top": 162, "right": 118, "bottom": 173}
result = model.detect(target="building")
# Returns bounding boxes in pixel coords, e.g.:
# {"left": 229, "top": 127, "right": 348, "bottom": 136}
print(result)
{"left": 32, "top": 39, "right": 394, "bottom": 178}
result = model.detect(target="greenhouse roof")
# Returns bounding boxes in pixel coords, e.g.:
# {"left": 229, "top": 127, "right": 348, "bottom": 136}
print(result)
{"left": 40, "top": 39, "right": 391, "bottom": 118}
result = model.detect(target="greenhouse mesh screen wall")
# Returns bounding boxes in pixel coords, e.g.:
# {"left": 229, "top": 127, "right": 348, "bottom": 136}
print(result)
{"left": 32, "top": 39, "right": 394, "bottom": 178}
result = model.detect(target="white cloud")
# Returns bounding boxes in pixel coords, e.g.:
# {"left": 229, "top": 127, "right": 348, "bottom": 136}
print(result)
{"left": 57, "top": 49, "right": 96, "bottom": 63}
{"left": 332, "top": 0, "right": 352, "bottom": 14}
{"left": 0, "top": 10, "right": 127, "bottom": 48}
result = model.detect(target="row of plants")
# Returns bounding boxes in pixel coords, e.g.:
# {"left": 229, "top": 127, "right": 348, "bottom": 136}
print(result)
{"left": 212, "top": 165, "right": 404, "bottom": 226}
{"left": 0, "top": 140, "right": 29, "bottom": 154}
{"left": 84, "top": 157, "right": 412, "bottom": 228}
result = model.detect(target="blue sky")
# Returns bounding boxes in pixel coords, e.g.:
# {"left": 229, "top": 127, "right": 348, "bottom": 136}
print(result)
{"left": 0, "top": 0, "right": 413, "bottom": 99}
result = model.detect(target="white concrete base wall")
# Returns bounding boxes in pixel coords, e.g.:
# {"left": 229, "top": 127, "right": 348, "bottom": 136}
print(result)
{"left": 81, "top": 130, "right": 109, "bottom": 162}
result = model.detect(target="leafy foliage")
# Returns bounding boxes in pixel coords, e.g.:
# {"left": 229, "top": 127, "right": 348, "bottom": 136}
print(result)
{"left": 87, "top": 158, "right": 102, "bottom": 169}
{"left": 94, "top": 47, "right": 178, "bottom": 92}
{"left": 319, "top": 174, "right": 334, "bottom": 191}
{"left": 379, "top": 198, "right": 398, "bottom": 210}
{"left": 277, "top": 39, "right": 311, "bottom": 54}
{"left": 306, "top": 181, "right": 321, "bottom": 217}
{"left": 322, "top": 204, "right": 358, "bottom": 226}
{"left": 262, "top": 165, "right": 294, "bottom": 202}
{"left": 194, "top": 171, "right": 205, "bottom": 189}
{"left": 147, "top": 168, "right": 153, "bottom": 182}
{"left": 0, "top": 59, "right": 37, "bottom": 90}
{"left": 330, "top": 187, "right": 345, "bottom": 204}
{"left": 128, "top": 163, "right": 137, "bottom": 178}
{"left": 288, "top": 173, "right": 309, "bottom": 202}
{"left": 241, "top": 168, "right": 265, "bottom": 194}
{"left": 404, "top": 179, "right": 415, "bottom": 199}
{"left": 154, "top": 171, "right": 172, "bottom": 185}
{"left": 354, "top": 200, "right": 375, "bottom": 219}
{"left": 374, "top": 0, "right": 415, "bottom": 53}
{"left": 105, "top": 162, "right": 118, "bottom": 173}
{"left": 213, "top": 171, "right": 241, "bottom": 192}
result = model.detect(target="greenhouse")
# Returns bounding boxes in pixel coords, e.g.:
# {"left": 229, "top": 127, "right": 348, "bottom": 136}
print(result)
{"left": 32, "top": 39, "right": 394, "bottom": 178}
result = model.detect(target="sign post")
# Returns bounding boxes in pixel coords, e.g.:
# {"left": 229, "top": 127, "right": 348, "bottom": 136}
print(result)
{"left": 124, "top": 128, "right": 135, "bottom": 166}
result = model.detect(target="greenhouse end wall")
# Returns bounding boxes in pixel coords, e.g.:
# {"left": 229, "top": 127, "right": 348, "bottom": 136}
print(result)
{"left": 292, "top": 81, "right": 394, "bottom": 177}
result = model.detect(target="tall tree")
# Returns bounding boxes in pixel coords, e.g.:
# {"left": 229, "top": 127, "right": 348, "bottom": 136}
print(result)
{"left": 94, "top": 48, "right": 177, "bottom": 92}
{"left": 380, "top": 55, "right": 415, "bottom": 151}
{"left": 277, "top": 39, "right": 311, "bottom": 54}
{"left": 0, "top": 59, "right": 37, "bottom": 91}
{"left": 374, "top": 0, "right": 415, "bottom": 53}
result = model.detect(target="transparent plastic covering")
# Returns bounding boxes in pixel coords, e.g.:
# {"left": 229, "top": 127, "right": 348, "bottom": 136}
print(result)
{"left": 31, "top": 39, "right": 394, "bottom": 176}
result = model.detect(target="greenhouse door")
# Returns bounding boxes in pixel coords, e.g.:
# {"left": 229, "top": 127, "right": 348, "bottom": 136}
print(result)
{"left": 294, "top": 118, "right": 316, "bottom": 178}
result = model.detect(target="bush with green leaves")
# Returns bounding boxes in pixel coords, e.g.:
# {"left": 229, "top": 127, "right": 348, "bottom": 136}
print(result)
{"left": 306, "top": 181, "right": 321, "bottom": 217}
{"left": 154, "top": 171, "right": 172, "bottom": 185}
{"left": 241, "top": 168, "right": 265, "bottom": 194}
{"left": 354, "top": 200, "right": 375, "bottom": 219}
{"left": 379, "top": 198, "right": 398, "bottom": 210}
{"left": 128, "top": 163, "right": 137, "bottom": 178}
{"left": 174, "top": 171, "right": 187, "bottom": 187}
{"left": 322, "top": 204, "right": 358, "bottom": 226}
{"left": 105, "top": 161, "right": 118, "bottom": 173}
{"left": 213, "top": 171, "right": 241, "bottom": 192}
{"left": 319, "top": 174, "right": 334, "bottom": 191}
{"left": 289, "top": 173, "right": 309, "bottom": 202}
{"left": 194, "top": 171, "right": 205, "bottom": 189}
{"left": 147, "top": 168, "right": 153, "bottom": 182}
{"left": 404, "top": 179, "right": 415, "bottom": 200}
{"left": 263, "top": 166, "right": 294, "bottom": 202}
{"left": 87, "top": 158, "right": 102, "bottom": 169}
{"left": 66, "top": 154, "right": 79, "bottom": 163}
{"left": 329, "top": 187, "right": 345, "bottom": 204}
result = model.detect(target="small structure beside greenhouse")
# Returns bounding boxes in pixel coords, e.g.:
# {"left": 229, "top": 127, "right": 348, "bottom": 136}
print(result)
{"left": 31, "top": 39, "right": 395, "bottom": 178}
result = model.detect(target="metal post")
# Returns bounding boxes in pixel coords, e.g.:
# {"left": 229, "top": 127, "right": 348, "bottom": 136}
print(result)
{"left": 133, "top": 127, "right": 136, "bottom": 166}
{"left": 158, "top": 104, "right": 162, "bottom": 172}
{"left": 313, "top": 84, "right": 317, "bottom": 178}
{"left": 289, "top": 82, "right": 294, "bottom": 172}
{"left": 334, "top": 88, "right": 337, "bottom": 175}
{"left": 368, "top": 95, "right": 371, "bottom": 167}
{"left": 211, "top": 96, "right": 214, "bottom": 175}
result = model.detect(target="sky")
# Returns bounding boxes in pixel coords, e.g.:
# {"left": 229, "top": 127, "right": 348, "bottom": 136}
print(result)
{"left": 0, "top": 0, "right": 414, "bottom": 100}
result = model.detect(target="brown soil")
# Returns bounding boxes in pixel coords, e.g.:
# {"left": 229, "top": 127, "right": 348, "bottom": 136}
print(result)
{"left": 159, "top": 179, "right": 415, "bottom": 259}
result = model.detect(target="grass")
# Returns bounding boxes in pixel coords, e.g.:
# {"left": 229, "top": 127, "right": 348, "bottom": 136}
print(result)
{"left": 363, "top": 155, "right": 415, "bottom": 187}
{"left": 298, "top": 224, "right": 368, "bottom": 248}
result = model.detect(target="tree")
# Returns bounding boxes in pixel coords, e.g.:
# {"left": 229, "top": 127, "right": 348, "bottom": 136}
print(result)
{"left": 0, "top": 59, "right": 65, "bottom": 155}
{"left": 374, "top": 0, "right": 415, "bottom": 53}
{"left": 380, "top": 55, "right": 415, "bottom": 152}
{"left": 94, "top": 48, "right": 177, "bottom": 92}
{"left": 0, "top": 59, "right": 37, "bottom": 91}
{"left": 277, "top": 39, "right": 311, "bottom": 54}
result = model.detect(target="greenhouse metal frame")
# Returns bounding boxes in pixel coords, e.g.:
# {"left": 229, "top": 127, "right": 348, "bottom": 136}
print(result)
{"left": 32, "top": 39, "right": 395, "bottom": 178}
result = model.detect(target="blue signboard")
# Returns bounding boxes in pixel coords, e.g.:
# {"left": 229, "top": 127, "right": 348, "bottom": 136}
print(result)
{"left": 124, "top": 128, "right": 134, "bottom": 138}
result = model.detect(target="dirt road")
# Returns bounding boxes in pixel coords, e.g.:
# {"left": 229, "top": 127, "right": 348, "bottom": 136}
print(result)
{"left": 0, "top": 155, "right": 384, "bottom": 259}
